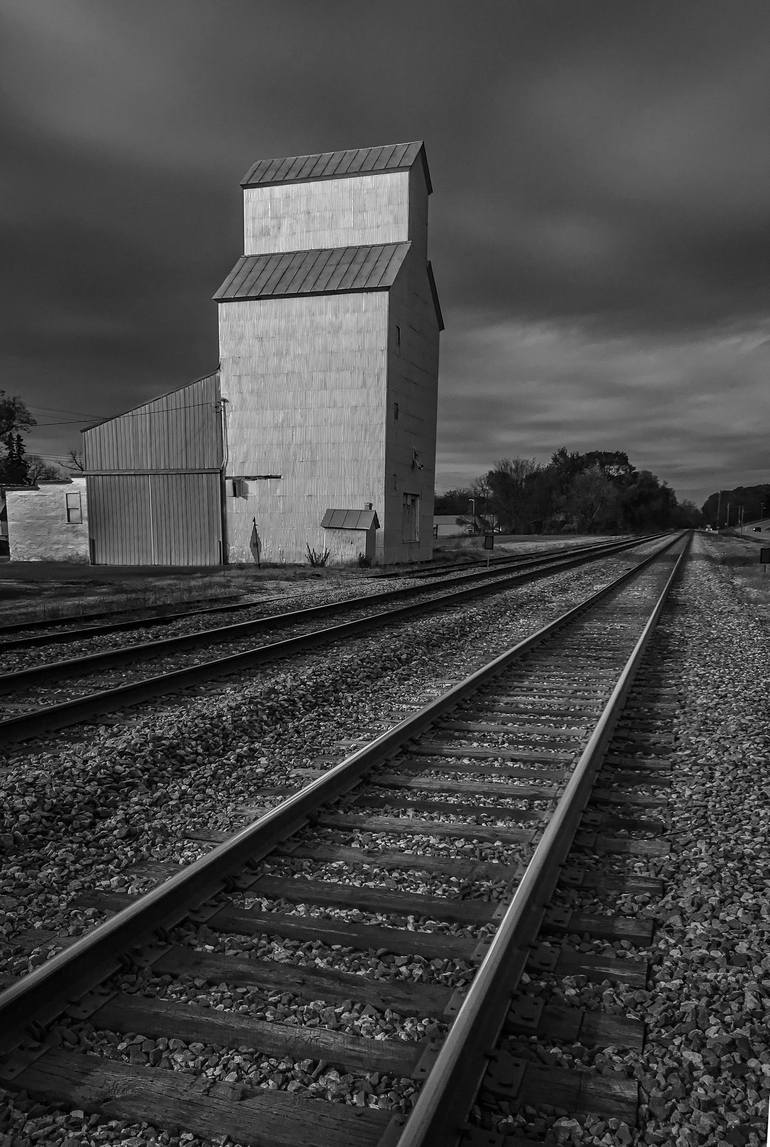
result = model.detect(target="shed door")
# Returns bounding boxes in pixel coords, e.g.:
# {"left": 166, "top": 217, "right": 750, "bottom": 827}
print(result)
{"left": 88, "top": 473, "right": 221, "bottom": 565}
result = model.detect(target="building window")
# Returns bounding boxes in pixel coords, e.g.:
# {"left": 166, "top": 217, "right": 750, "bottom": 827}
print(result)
{"left": 394, "top": 401, "right": 399, "bottom": 421}
{"left": 402, "top": 492, "right": 420, "bottom": 543}
{"left": 65, "top": 491, "right": 82, "bottom": 524}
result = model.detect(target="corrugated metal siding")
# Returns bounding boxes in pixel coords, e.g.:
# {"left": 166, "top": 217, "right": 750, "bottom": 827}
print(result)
{"left": 241, "top": 141, "right": 430, "bottom": 190}
{"left": 83, "top": 373, "right": 222, "bottom": 472}
{"left": 321, "top": 508, "right": 379, "bottom": 529}
{"left": 149, "top": 473, "right": 222, "bottom": 565}
{"left": 88, "top": 476, "right": 153, "bottom": 565}
{"left": 88, "top": 473, "right": 221, "bottom": 565}
{"left": 214, "top": 244, "right": 409, "bottom": 302}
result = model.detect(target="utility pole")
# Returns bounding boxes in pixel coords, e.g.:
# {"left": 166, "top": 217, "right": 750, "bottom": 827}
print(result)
{"left": 725, "top": 502, "right": 731, "bottom": 528}
{"left": 716, "top": 490, "right": 722, "bottom": 532}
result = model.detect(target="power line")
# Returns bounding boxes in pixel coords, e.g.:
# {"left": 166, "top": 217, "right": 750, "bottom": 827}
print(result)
{"left": 107, "top": 401, "right": 219, "bottom": 419}
{"left": 29, "top": 419, "right": 95, "bottom": 427}
{"left": 28, "top": 404, "right": 108, "bottom": 419}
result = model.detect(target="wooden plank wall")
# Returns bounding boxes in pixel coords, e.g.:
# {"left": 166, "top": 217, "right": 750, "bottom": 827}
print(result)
{"left": 243, "top": 172, "right": 410, "bottom": 256}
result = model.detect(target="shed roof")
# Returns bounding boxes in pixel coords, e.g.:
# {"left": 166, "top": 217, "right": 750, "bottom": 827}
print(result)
{"left": 241, "top": 141, "right": 431, "bottom": 193}
{"left": 214, "top": 243, "right": 410, "bottom": 303}
{"left": 321, "top": 508, "right": 380, "bottom": 530}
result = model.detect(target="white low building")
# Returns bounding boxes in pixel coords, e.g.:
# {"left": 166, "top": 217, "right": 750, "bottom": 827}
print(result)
{"left": 5, "top": 477, "right": 89, "bottom": 562}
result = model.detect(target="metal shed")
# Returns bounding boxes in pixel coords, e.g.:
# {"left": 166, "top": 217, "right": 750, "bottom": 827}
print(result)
{"left": 83, "top": 372, "right": 224, "bottom": 566}
{"left": 321, "top": 507, "right": 380, "bottom": 563}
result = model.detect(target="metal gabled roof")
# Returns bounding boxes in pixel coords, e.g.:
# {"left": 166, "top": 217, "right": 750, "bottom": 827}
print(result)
{"left": 213, "top": 243, "right": 410, "bottom": 303}
{"left": 321, "top": 508, "right": 380, "bottom": 530}
{"left": 241, "top": 141, "right": 432, "bottom": 193}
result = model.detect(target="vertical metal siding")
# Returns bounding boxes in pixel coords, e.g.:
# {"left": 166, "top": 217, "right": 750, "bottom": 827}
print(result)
{"left": 88, "top": 476, "right": 153, "bottom": 565}
{"left": 84, "top": 373, "right": 223, "bottom": 565}
{"left": 88, "top": 473, "right": 221, "bottom": 565}
{"left": 150, "top": 474, "right": 221, "bottom": 566}
{"left": 83, "top": 374, "right": 221, "bottom": 471}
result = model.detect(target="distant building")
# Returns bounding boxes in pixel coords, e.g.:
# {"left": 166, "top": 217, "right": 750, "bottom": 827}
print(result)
{"left": 5, "top": 477, "right": 89, "bottom": 562}
{"left": 83, "top": 140, "right": 442, "bottom": 566}
{"left": 433, "top": 514, "right": 476, "bottom": 538}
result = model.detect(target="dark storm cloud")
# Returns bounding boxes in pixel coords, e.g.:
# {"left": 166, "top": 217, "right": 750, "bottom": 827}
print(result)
{"left": 1, "top": 0, "right": 769, "bottom": 502}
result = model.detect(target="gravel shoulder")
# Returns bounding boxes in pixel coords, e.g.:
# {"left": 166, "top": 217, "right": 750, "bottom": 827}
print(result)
{"left": 634, "top": 532, "right": 770, "bottom": 1146}
{"left": 1, "top": 534, "right": 767, "bottom": 1145}
{"left": 0, "top": 552, "right": 651, "bottom": 986}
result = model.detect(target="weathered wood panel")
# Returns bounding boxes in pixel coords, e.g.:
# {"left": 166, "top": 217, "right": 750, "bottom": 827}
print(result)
{"left": 154, "top": 946, "right": 453, "bottom": 1015}
{"left": 5, "top": 1049, "right": 389, "bottom": 1147}
{"left": 91, "top": 994, "right": 421, "bottom": 1074}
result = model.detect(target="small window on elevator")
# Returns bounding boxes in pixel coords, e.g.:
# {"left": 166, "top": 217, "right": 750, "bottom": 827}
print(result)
{"left": 394, "top": 401, "right": 399, "bottom": 421}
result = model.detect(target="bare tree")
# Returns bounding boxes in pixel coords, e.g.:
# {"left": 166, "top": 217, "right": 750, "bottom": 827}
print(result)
{"left": 65, "top": 449, "right": 86, "bottom": 472}
{"left": 25, "top": 456, "right": 67, "bottom": 483}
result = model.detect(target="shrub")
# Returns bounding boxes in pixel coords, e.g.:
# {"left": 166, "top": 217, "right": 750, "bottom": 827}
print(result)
{"left": 306, "top": 544, "right": 330, "bottom": 567}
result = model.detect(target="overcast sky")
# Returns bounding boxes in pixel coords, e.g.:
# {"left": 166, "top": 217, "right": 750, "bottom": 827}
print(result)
{"left": 3, "top": 0, "right": 769, "bottom": 506}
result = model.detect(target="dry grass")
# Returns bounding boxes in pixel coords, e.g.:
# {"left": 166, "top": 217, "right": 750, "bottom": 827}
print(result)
{"left": 704, "top": 531, "right": 770, "bottom": 618}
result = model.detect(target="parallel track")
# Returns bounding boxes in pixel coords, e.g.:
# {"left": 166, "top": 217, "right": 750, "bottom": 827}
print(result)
{"left": 0, "top": 532, "right": 689, "bottom": 1146}
{"left": 0, "top": 534, "right": 660, "bottom": 742}
{"left": 0, "top": 536, "right": 644, "bottom": 652}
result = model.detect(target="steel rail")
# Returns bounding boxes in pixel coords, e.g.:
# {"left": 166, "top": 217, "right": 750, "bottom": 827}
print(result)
{"left": 389, "top": 532, "right": 692, "bottom": 1147}
{"left": 0, "top": 595, "right": 280, "bottom": 646}
{"left": 0, "top": 533, "right": 685, "bottom": 1051}
{"left": 0, "top": 535, "right": 655, "bottom": 663}
{"left": 0, "top": 535, "right": 670, "bottom": 743}
{"left": 0, "top": 536, "right": 645, "bottom": 643}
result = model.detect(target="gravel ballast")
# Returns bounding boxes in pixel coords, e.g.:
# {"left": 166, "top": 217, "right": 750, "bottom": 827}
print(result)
{"left": 2, "top": 535, "right": 767, "bottom": 1145}
{"left": 472, "top": 532, "right": 770, "bottom": 1146}
{"left": 0, "top": 552, "right": 650, "bottom": 984}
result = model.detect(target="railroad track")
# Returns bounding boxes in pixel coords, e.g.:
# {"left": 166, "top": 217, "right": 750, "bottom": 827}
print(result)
{"left": 0, "top": 532, "right": 689, "bottom": 1145}
{"left": 0, "top": 534, "right": 661, "bottom": 742}
{"left": 0, "top": 537, "right": 642, "bottom": 653}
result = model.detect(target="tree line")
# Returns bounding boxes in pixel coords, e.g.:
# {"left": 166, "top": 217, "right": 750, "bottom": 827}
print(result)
{"left": 0, "top": 390, "right": 81, "bottom": 485}
{"left": 435, "top": 449, "right": 704, "bottom": 533}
